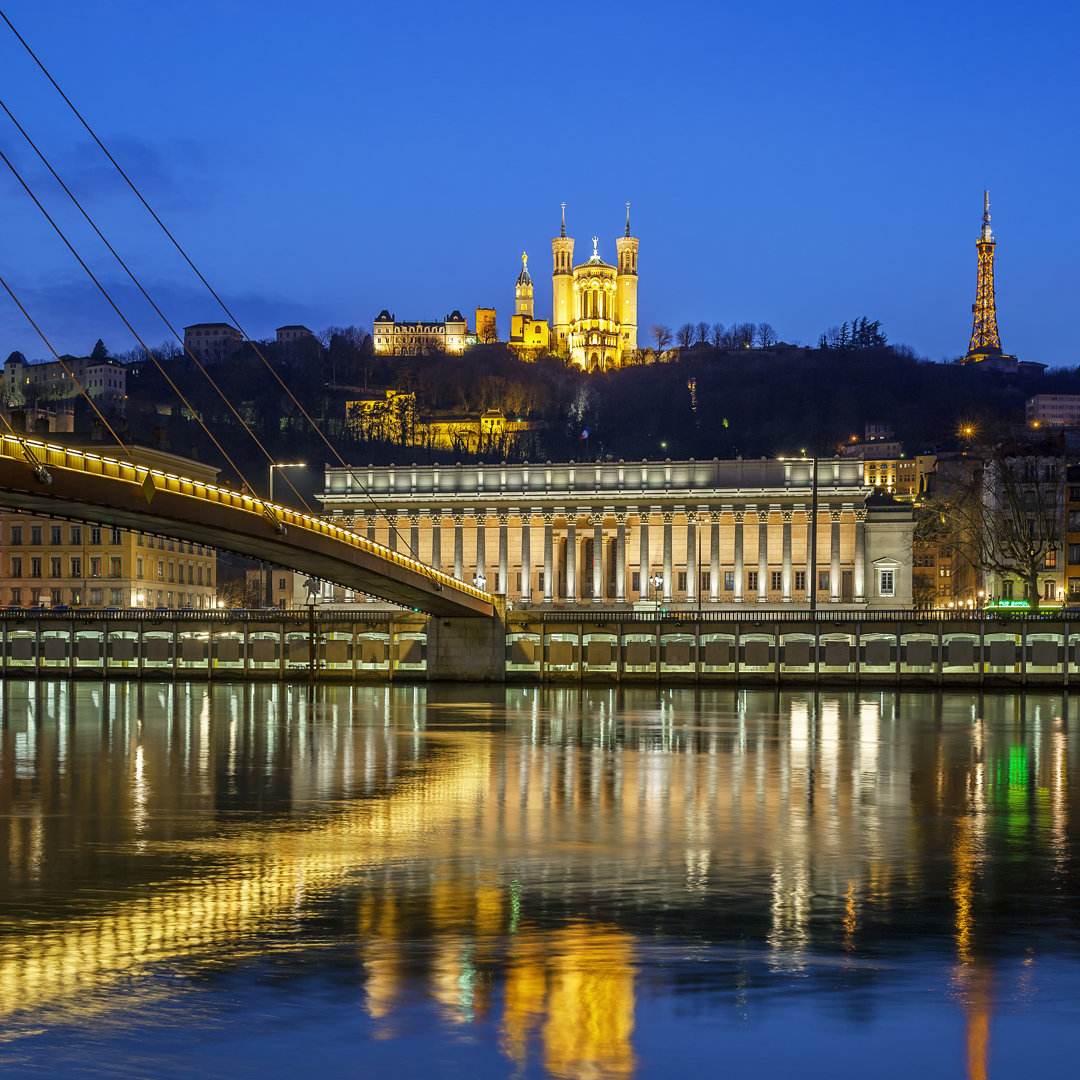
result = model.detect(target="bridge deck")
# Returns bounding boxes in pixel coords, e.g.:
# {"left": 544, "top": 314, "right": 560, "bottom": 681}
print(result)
{"left": 0, "top": 436, "right": 493, "bottom": 618}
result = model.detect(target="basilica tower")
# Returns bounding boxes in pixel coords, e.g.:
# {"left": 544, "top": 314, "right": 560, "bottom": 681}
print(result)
{"left": 515, "top": 252, "right": 534, "bottom": 317}
{"left": 615, "top": 202, "right": 639, "bottom": 359}
{"left": 551, "top": 203, "right": 575, "bottom": 353}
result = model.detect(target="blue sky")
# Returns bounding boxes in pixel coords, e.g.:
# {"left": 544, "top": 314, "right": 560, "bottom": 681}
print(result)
{"left": 0, "top": 0, "right": 1075, "bottom": 366}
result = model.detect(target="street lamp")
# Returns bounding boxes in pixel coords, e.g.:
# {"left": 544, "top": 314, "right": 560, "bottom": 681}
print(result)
{"left": 651, "top": 572, "right": 664, "bottom": 612}
{"left": 268, "top": 461, "right": 306, "bottom": 504}
{"left": 266, "top": 462, "right": 306, "bottom": 607}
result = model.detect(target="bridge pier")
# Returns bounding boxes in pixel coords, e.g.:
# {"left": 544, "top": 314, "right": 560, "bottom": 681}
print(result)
{"left": 424, "top": 600, "right": 506, "bottom": 682}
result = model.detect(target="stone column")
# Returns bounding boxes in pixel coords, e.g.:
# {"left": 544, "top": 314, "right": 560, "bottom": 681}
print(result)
{"left": 830, "top": 508, "right": 842, "bottom": 603}
{"left": 757, "top": 509, "right": 768, "bottom": 602}
{"left": 733, "top": 510, "right": 744, "bottom": 603}
{"left": 475, "top": 512, "right": 486, "bottom": 588}
{"left": 566, "top": 516, "right": 577, "bottom": 603}
{"left": 805, "top": 509, "right": 814, "bottom": 603}
{"left": 498, "top": 513, "right": 509, "bottom": 596}
{"left": 431, "top": 513, "right": 442, "bottom": 572}
{"left": 854, "top": 509, "right": 867, "bottom": 602}
{"left": 686, "top": 514, "right": 697, "bottom": 603}
{"left": 615, "top": 513, "right": 627, "bottom": 603}
{"left": 520, "top": 512, "right": 532, "bottom": 603}
{"left": 386, "top": 513, "right": 397, "bottom": 552}
{"left": 662, "top": 512, "right": 673, "bottom": 602}
{"left": 781, "top": 509, "right": 793, "bottom": 603}
{"left": 543, "top": 515, "right": 554, "bottom": 603}
{"left": 592, "top": 515, "right": 603, "bottom": 603}
{"left": 409, "top": 516, "right": 419, "bottom": 561}
{"left": 453, "top": 513, "right": 464, "bottom": 581}
{"left": 710, "top": 514, "right": 720, "bottom": 601}
{"left": 639, "top": 513, "right": 650, "bottom": 599}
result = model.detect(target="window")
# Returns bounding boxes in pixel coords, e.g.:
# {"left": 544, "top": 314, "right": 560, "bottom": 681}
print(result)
{"left": 10, "top": 525, "right": 21, "bottom": 545}
{"left": 30, "top": 526, "right": 42, "bottom": 545}
{"left": 1045, "top": 550, "right": 1057, "bottom": 569}
{"left": 278, "top": 577, "right": 286, "bottom": 590}
{"left": 158, "top": 537, "right": 165, "bottom": 549}
{"left": 110, "top": 557, "right": 122, "bottom": 577}
{"left": 747, "top": 571, "right": 758, "bottom": 591}
{"left": 50, "top": 525, "right": 62, "bottom": 545}
{"left": 631, "top": 571, "right": 640, "bottom": 592}
{"left": 30, "top": 557, "right": 42, "bottom": 578}
{"left": 70, "top": 557, "right": 81, "bottom": 578}
{"left": 90, "top": 526, "right": 101, "bottom": 545}
{"left": 1044, "top": 580, "right": 1057, "bottom": 600}
{"left": 879, "top": 569, "right": 895, "bottom": 596}
{"left": 1003, "top": 580, "right": 1014, "bottom": 600}
{"left": 197, "top": 565, "right": 203, "bottom": 585}
{"left": 167, "top": 563, "right": 175, "bottom": 583}
{"left": 700, "top": 570, "right": 710, "bottom": 593}
{"left": 110, "top": 589, "right": 122, "bottom": 606}
{"left": 90, "top": 588, "right": 102, "bottom": 606}
{"left": 795, "top": 570, "right": 806, "bottom": 591}
{"left": 51, "top": 589, "right": 63, "bottom": 605}
{"left": 771, "top": 571, "right": 782, "bottom": 591}
{"left": 111, "top": 527, "right": 122, "bottom": 544}
{"left": 136, "top": 557, "right": 144, "bottom": 579}
{"left": 168, "top": 539, "right": 175, "bottom": 552}
{"left": 70, "top": 525, "right": 81, "bottom": 544}
{"left": 724, "top": 571, "right": 735, "bottom": 591}
{"left": 137, "top": 532, "right": 144, "bottom": 546}
{"left": 677, "top": 571, "right": 687, "bottom": 591}
{"left": 157, "top": 560, "right": 164, "bottom": 582}
{"left": 188, "top": 565, "right": 194, "bottom": 584}
{"left": 537, "top": 571, "right": 544, "bottom": 592}
{"left": 10, "top": 557, "right": 22, "bottom": 578}
{"left": 1070, "top": 486, "right": 1080, "bottom": 503}
{"left": 10, "top": 588, "right": 21, "bottom": 604}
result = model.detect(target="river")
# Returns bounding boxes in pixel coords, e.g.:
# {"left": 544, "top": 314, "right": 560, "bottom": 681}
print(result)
{"left": 1, "top": 681, "right": 1077, "bottom": 1078}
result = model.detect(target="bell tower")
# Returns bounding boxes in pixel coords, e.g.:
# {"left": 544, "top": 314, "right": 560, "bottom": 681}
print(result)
{"left": 615, "top": 201, "right": 639, "bottom": 359}
{"left": 551, "top": 202, "right": 575, "bottom": 353}
{"left": 515, "top": 251, "right": 533, "bottom": 317}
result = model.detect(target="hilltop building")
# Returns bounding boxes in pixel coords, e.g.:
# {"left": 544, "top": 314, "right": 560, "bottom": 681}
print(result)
{"left": 183, "top": 323, "right": 243, "bottom": 363}
{"left": 2, "top": 351, "right": 126, "bottom": 416}
{"left": 372, "top": 311, "right": 468, "bottom": 356}
{"left": 551, "top": 204, "right": 638, "bottom": 371}
{"left": 508, "top": 252, "right": 549, "bottom": 357}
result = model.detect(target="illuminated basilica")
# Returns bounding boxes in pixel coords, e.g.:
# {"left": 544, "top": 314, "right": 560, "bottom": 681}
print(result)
{"left": 511, "top": 205, "right": 639, "bottom": 370}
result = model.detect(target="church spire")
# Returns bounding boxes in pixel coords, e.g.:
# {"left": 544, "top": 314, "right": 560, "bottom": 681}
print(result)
{"left": 625, "top": 201, "right": 631, "bottom": 237}
{"left": 561, "top": 201, "right": 566, "bottom": 238}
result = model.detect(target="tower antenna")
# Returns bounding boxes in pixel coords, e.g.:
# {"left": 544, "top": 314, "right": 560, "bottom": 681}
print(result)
{"left": 625, "top": 201, "right": 631, "bottom": 236}
{"left": 561, "top": 201, "right": 566, "bottom": 238}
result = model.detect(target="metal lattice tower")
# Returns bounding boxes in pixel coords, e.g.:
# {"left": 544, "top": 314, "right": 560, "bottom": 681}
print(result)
{"left": 967, "top": 190, "right": 1002, "bottom": 355}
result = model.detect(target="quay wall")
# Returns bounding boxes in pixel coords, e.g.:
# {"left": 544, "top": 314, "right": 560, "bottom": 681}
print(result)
{"left": 0, "top": 609, "right": 1077, "bottom": 688}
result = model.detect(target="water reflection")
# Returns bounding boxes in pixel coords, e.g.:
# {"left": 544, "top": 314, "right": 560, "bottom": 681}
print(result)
{"left": 0, "top": 682, "right": 1078, "bottom": 1077}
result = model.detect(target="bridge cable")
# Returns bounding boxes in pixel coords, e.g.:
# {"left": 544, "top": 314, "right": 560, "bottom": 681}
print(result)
{"left": 0, "top": 270, "right": 133, "bottom": 476}
{"left": 0, "top": 8, "right": 420, "bottom": 562}
{"left": 0, "top": 94, "right": 311, "bottom": 524}
{"left": 0, "top": 146, "right": 284, "bottom": 531}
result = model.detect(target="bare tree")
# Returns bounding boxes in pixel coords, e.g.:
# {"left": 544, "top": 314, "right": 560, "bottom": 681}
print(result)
{"left": 734, "top": 322, "right": 756, "bottom": 348}
{"left": 695, "top": 321, "right": 709, "bottom": 345}
{"left": 676, "top": 323, "right": 695, "bottom": 348}
{"left": 756, "top": 322, "right": 777, "bottom": 348}
{"left": 651, "top": 325, "right": 673, "bottom": 355}
{"left": 709, "top": 322, "right": 725, "bottom": 348}
{"left": 937, "top": 438, "right": 1064, "bottom": 610}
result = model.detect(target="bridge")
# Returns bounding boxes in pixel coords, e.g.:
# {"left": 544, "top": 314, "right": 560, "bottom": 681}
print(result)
{"left": 0, "top": 434, "right": 494, "bottom": 619}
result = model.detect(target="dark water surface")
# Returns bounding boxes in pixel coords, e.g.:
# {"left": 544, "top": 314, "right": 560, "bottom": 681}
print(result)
{"left": 1, "top": 681, "right": 1078, "bottom": 1078}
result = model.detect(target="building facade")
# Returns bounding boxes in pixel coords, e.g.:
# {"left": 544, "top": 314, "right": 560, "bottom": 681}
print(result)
{"left": 2, "top": 353, "right": 126, "bottom": 413}
{"left": 1027, "top": 395, "right": 1080, "bottom": 428}
{"left": 318, "top": 458, "right": 912, "bottom": 609}
{"left": 183, "top": 323, "right": 243, "bottom": 363}
{"left": 0, "top": 445, "right": 219, "bottom": 610}
{"left": 372, "top": 311, "right": 468, "bottom": 356}
{"left": 551, "top": 205, "right": 638, "bottom": 370}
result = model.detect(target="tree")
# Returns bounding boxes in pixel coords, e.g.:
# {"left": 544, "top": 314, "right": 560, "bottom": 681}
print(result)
{"left": 756, "top": 322, "right": 777, "bottom": 348}
{"left": 709, "top": 323, "right": 725, "bottom": 348}
{"left": 651, "top": 325, "right": 673, "bottom": 355}
{"left": 90, "top": 339, "right": 108, "bottom": 362}
{"left": 695, "top": 321, "right": 709, "bottom": 345}
{"left": 937, "top": 437, "right": 1064, "bottom": 610}
{"left": 676, "top": 323, "right": 696, "bottom": 348}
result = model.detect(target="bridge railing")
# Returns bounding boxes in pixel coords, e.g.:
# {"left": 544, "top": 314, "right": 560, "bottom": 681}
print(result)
{"left": 0, "top": 436, "right": 490, "bottom": 605}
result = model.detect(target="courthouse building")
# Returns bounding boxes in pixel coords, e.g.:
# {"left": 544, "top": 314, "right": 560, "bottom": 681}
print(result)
{"left": 318, "top": 457, "right": 913, "bottom": 608}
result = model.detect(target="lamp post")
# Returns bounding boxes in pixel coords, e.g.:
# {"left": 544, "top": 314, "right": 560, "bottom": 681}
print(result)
{"left": 651, "top": 572, "right": 664, "bottom": 613}
{"left": 266, "top": 462, "right": 305, "bottom": 606}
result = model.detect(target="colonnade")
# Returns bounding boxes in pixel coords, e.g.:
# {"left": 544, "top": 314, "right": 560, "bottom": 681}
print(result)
{"left": 332, "top": 506, "right": 868, "bottom": 606}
